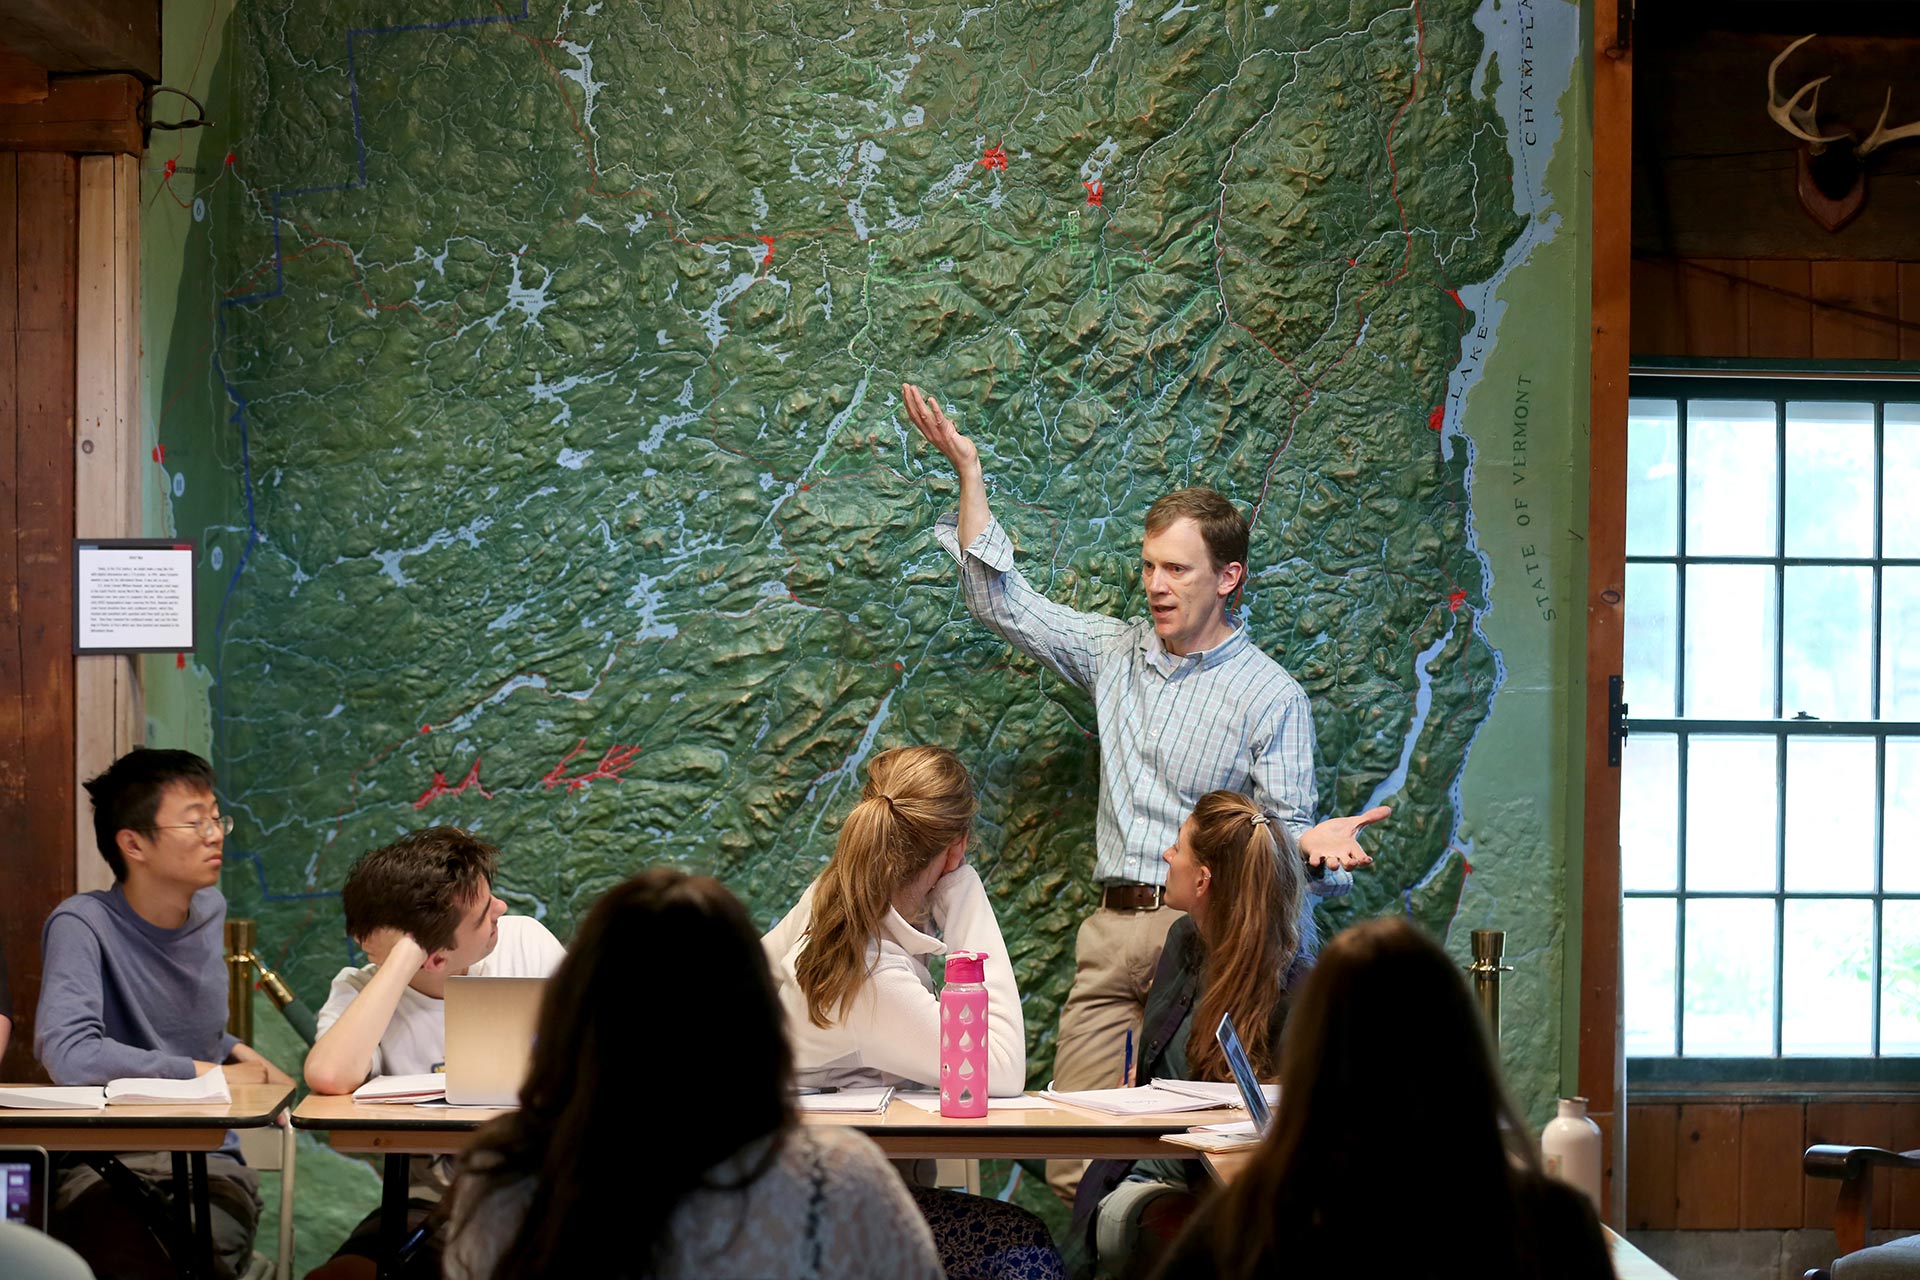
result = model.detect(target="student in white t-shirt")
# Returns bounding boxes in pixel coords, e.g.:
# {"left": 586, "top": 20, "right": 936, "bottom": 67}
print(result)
{"left": 303, "top": 826, "right": 565, "bottom": 1280}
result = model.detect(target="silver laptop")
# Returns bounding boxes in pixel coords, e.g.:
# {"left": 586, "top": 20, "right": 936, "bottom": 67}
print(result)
{"left": 444, "top": 976, "right": 546, "bottom": 1106}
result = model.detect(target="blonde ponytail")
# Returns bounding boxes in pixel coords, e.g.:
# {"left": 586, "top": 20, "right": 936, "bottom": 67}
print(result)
{"left": 793, "top": 746, "right": 976, "bottom": 1027}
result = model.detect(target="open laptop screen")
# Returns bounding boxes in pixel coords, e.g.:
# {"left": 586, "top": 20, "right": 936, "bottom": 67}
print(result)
{"left": 1215, "top": 1012, "right": 1273, "bottom": 1132}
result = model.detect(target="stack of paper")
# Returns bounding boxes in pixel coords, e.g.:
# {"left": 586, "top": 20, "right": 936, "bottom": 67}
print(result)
{"left": 1150, "top": 1078, "right": 1279, "bottom": 1109}
{"left": 794, "top": 1087, "right": 894, "bottom": 1114}
{"left": 0, "top": 1086, "right": 108, "bottom": 1110}
{"left": 894, "top": 1092, "right": 1056, "bottom": 1113}
{"left": 352, "top": 1074, "right": 448, "bottom": 1105}
{"left": 106, "top": 1071, "right": 232, "bottom": 1106}
{"left": 1161, "top": 1119, "right": 1262, "bottom": 1152}
{"left": 1038, "top": 1085, "right": 1230, "bottom": 1116}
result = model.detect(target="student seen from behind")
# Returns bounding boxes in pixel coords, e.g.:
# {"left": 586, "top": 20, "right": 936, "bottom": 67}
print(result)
{"left": 302, "top": 826, "right": 565, "bottom": 1279}
{"left": 35, "top": 747, "right": 293, "bottom": 1279}
{"left": 1150, "top": 916, "right": 1613, "bottom": 1280}
{"left": 445, "top": 867, "right": 943, "bottom": 1279}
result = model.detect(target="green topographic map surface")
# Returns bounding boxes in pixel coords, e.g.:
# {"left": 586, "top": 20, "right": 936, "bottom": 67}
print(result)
{"left": 195, "top": 0, "right": 1566, "bottom": 1092}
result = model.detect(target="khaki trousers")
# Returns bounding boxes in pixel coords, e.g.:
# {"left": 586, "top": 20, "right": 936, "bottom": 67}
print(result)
{"left": 1045, "top": 902, "right": 1186, "bottom": 1204}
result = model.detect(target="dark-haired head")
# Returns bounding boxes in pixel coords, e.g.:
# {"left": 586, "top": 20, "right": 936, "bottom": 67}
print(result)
{"left": 82, "top": 748, "right": 218, "bottom": 882}
{"left": 458, "top": 869, "right": 792, "bottom": 1279}
{"left": 1202, "top": 916, "right": 1539, "bottom": 1278}
{"left": 342, "top": 827, "right": 499, "bottom": 958}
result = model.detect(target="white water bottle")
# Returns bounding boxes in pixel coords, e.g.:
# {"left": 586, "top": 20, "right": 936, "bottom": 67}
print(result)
{"left": 1541, "top": 1096, "right": 1603, "bottom": 1212}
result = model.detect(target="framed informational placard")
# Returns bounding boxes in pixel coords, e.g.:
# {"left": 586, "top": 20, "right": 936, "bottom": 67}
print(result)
{"left": 73, "top": 540, "right": 197, "bottom": 654}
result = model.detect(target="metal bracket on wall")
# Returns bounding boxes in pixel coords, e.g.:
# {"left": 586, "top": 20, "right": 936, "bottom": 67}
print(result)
{"left": 1608, "top": 675, "right": 1629, "bottom": 767}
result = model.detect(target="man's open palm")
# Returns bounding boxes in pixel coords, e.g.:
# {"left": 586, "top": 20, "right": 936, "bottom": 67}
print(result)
{"left": 1300, "top": 805, "right": 1392, "bottom": 870}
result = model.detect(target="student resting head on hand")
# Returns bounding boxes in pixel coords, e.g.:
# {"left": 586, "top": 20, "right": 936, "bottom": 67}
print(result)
{"left": 444, "top": 868, "right": 944, "bottom": 1280}
{"left": 761, "top": 745, "right": 1063, "bottom": 1280}
{"left": 1149, "top": 917, "right": 1614, "bottom": 1280}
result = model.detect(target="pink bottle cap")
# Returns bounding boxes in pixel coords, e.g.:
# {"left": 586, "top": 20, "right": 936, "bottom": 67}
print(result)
{"left": 945, "top": 951, "right": 988, "bottom": 983}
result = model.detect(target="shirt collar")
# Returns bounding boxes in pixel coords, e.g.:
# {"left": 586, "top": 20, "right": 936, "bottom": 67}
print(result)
{"left": 1141, "top": 617, "right": 1250, "bottom": 675}
{"left": 878, "top": 906, "right": 945, "bottom": 957}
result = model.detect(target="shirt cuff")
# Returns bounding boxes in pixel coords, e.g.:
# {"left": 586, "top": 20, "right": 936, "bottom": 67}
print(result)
{"left": 933, "top": 513, "right": 1015, "bottom": 574}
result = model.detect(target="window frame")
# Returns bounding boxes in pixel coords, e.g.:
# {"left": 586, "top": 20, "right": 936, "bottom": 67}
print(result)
{"left": 1623, "top": 368, "right": 1920, "bottom": 1086}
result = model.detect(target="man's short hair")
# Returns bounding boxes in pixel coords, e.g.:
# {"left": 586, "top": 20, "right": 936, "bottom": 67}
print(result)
{"left": 1145, "top": 487, "right": 1250, "bottom": 572}
{"left": 82, "top": 748, "right": 218, "bottom": 882}
{"left": 341, "top": 827, "right": 498, "bottom": 954}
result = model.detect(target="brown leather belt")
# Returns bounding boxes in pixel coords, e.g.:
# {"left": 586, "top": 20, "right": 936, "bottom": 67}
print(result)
{"left": 1101, "top": 883, "right": 1165, "bottom": 912}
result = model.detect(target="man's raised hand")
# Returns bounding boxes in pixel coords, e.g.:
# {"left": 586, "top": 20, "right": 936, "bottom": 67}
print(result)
{"left": 904, "top": 382, "right": 992, "bottom": 546}
{"left": 902, "top": 383, "right": 979, "bottom": 475}
{"left": 1299, "top": 805, "right": 1392, "bottom": 871}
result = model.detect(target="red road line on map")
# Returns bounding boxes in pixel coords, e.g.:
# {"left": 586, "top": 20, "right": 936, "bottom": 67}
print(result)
{"left": 413, "top": 756, "right": 494, "bottom": 808}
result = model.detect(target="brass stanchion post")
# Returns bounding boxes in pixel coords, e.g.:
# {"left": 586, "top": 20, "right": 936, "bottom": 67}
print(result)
{"left": 1468, "top": 928, "right": 1514, "bottom": 1043}
{"left": 224, "top": 919, "right": 256, "bottom": 1043}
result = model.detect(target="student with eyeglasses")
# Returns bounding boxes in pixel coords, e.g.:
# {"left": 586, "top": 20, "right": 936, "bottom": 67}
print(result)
{"left": 35, "top": 747, "right": 295, "bottom": 1279}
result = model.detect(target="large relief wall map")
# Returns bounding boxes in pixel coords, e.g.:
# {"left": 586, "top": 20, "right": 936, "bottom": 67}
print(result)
{"left": 157, "top": 0, "right": 1585, "bottom": 1116}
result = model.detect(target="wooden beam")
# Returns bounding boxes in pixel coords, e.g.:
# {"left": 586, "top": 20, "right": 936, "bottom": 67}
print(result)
{"left": 9, "top": 150, "right": 79, "bottom": 1083}
{"left": 1582, "top": 0, "right": 1632, "bottom": 1231}
{"left": 74, "top": 152, "right": 139, "bottom": 895}
{"left": 0, "top": 42, "right": 51, "bottom": 106}
{"left": 0, "top": 0, "right": 157, "bottom": 82}
{"left": 0, "top": 73, "right": 142, "bottom": 154}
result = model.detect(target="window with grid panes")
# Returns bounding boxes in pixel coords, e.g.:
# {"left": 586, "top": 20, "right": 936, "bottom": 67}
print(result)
{"left": 1622, "top": 374, "right": 1920, "bottom": 1082}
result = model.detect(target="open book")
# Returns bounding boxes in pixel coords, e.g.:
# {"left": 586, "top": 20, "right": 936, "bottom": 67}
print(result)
{"left": 2, "top": 1071, "right": 238, "bottom": 1110}
{"left": 352, "top": 1074, "right": 449, "bottom": 1104}
{"left": 0, "top": 1086, "right": 108, "bottom": 1110}
{"left": 106, "top": 1071, "right": 232, "bottom": 1106}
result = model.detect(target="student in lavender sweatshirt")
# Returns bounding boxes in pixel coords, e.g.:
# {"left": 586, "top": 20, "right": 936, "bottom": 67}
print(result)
{"left": 35, "top": 747, "right": 294, "bottom": 1280}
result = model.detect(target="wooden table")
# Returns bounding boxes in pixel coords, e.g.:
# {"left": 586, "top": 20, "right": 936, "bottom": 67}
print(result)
{"left": 0, "top": 1082, "right": 294, "bottom": 1280}
{"left": 294, "top": 1092, "right": 1239, "bottom": 1276}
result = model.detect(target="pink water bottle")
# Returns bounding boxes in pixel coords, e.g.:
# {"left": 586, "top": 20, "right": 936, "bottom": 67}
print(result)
{"left": 940, "top": 951, "right": 990, "bottom": 1118}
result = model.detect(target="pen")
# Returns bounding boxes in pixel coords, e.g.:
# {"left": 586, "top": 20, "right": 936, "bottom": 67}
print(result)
{"left": 795, "top": 1086, "right": 841, "bottom": 1095}
{"left": 1122, "top": 1029, "right": 1134, "bottom": 1088}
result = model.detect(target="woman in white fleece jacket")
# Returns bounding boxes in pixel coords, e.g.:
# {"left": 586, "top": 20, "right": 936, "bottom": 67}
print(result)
{"left": 762, "top": 744, "right": 1026, "bottom": 1096}
{"left": 763, "top": 745, "right": 1062, "bottom": 1280}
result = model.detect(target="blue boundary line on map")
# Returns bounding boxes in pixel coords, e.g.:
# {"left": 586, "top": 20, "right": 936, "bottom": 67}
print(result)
{"left": 224, "top": 2, "right": 533, "bottom": 308}
{"left": 212, "top": 2, "right": 534, "bottom": 902}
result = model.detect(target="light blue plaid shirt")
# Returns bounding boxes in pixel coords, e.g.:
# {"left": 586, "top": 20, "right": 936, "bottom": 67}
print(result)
{"left": 936, "top": 514, "right": 1350, "bottom": 897}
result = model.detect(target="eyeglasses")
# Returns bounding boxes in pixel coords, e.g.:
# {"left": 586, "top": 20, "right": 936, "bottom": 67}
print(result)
{"left": 154, "top": 814, "right": 235, "bottom": 840}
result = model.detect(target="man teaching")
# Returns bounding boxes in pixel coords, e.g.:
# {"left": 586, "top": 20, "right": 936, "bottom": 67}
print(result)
{"left": 902, "top": 383, "right": 1389, "bottom": 1200}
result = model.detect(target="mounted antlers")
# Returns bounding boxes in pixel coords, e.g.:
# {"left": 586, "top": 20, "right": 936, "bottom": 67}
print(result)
{"left": 1766, "top": 34, "right": 1920, "bottom": 231}
{"left": 1767, "top": 34, "right": 1848, "bottom": 149}
{"left": 1861, "top": 89, "right": 1920, "bottom": 158}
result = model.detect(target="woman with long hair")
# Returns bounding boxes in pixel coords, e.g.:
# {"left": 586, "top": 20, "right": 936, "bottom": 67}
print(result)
{"left": 1150, "top": 916, "right": 1613, "bottom": 1280}
{"left": 1065, "top": 789, "right": 1313, "bottom": 1279}
{"left": 763, "top": 744, "right": 1060, "bottom": 1280}
{"left": 443, "top": 869, "right": 942, "bottom": 1280}
{"left": 762, "top": 744, "right": 1025, "bottom": 1095}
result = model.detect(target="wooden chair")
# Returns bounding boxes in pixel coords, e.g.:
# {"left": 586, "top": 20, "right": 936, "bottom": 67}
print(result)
{"left": 1803, "top": 1143, "right": 1920, "bottom": 1280}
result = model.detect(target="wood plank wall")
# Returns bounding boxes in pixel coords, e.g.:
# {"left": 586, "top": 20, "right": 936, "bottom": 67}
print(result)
{"left": 1630, "top": 258, "right": 1920, "bottom": 361}
{"left": 1627, "top": 1096, "right": 1920, "bottom": 1233}
{"left": 0, "top": 150, "right": 79, "bottom": 1081}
